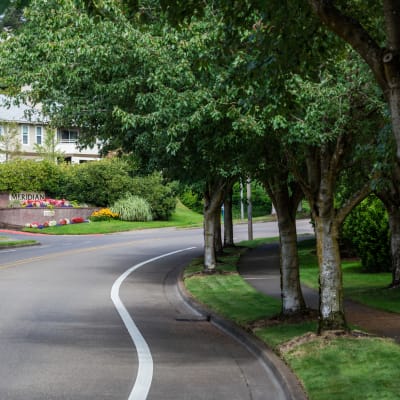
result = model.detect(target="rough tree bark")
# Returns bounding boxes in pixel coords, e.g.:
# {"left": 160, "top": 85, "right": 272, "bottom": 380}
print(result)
{"left": 263, "top": 174, "right": 306, "bottom": 315}
{"left": 292, "top": 138, "right": 371, "bottom": 332}
{"left": 387, "top": 204, "right": 400, "bottom": 287}
{"left": 376, "top": 164, "right": 400, "bottom": 287}
{"left": 308, "top": 0, "right": 400, "bottom": 162}
{"left": 203, "top": 177, "right": 233, "bottom": 271}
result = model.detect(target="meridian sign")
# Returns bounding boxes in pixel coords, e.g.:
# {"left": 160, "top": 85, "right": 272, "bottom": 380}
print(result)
{"left": 9, "top": 192, "right": 46, "bottom": 202}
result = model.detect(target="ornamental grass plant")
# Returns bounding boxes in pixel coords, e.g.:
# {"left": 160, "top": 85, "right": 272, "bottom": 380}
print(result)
{"left": 110, "top": 194, "right": 152, "bottom": 222}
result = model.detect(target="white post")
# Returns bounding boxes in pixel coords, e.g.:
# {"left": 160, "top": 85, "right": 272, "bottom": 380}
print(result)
{"left": 247, "top": 178, "right": 253, "bottom": 241}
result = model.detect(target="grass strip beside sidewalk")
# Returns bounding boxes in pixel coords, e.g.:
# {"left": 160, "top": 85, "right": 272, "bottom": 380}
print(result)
{"left": 183, "top": 241, "right": 400, "bottom": 400}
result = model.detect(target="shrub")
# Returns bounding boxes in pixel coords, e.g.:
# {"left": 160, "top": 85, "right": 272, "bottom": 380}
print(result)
{"left": 110, "top": 194, "right": 152, "bottom": 222}
{"left": 57, "top": 159, "right": 134, "bottom": 206}
{"left": 0, "top": 159, "right": 62, "bottom": 194}
{"left": 129, "top": 173, "right": 177, "bottom": 220}
{"left": 341, "top": 195, "right": 391, "bottom": 272}
{"left": 179, "top": 187, "right": 204, "bottom": 214}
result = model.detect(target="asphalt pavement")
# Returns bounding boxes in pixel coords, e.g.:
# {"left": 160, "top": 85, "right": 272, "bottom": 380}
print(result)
{"left": 0, "top": 223, "right": 313, "bottom": 399}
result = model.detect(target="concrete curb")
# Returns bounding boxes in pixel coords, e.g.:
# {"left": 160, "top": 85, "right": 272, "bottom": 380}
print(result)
{"left": 177, "top": 273, "right": 308, "bottom": 400}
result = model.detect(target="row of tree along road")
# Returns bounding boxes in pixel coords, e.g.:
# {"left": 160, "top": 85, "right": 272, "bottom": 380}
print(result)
{"left": 1, "top": 0, "right": 399, "bottom": 333}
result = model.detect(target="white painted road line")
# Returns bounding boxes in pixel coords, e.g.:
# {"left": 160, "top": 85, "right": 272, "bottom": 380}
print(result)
{"left": 110, "top": 247, "right": 196, "bottom": 400}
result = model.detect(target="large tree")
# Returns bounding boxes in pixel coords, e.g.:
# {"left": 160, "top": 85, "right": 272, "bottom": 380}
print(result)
{"left": 0, "top": 0, "right": 261, "bottom": 271}
{"left": 284, "top": 57, "right": 383, "bottom": 331}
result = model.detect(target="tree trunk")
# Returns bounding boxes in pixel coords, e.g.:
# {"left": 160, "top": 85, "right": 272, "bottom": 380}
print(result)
{"left": 383, "top": 0, "right": 400, "bottom": 162}
{"left": 277, "top": 202, "right": 306, "bottom": 314}
{"left": 214, "top": 207, "right": 223, "bottom": 255}
{"left": 263, "top": 173, "right": 306, "bottom": 315}
{"left": 224, "top": 183, "right": 234, "bottom": 247}
{"left": 388, "top": 205, "right": 400, "bottom": 287}
{"left": 203, "top": 178, "right": 232, "bottom": 272}
{"left": 314, "top": 215, "right": 347, "bottom": 332}
{"left": 203, "top": 204, "right": 218, "bottom": 271}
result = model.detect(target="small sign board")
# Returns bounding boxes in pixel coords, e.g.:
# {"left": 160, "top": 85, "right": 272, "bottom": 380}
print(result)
{"left": 43, "top": 210, "right": 55, "bottom": 217}
{"left": 9, "top": 192, "right": 46, "bottom": 202}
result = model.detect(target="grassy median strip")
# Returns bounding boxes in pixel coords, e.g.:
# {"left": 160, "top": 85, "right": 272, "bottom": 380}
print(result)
{"left": 184, "top": 249, "right": 281, "bottom": 325}
{"left": 0, "top": 236, "right": 38, "bottom": 248}
{"left": 184, "top": 239, "right": 400, "bottom": 400}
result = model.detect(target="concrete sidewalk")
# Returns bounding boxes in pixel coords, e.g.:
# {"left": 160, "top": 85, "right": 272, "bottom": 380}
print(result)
{"left": 238, "top": 242, "right": 400, "bottom": 343}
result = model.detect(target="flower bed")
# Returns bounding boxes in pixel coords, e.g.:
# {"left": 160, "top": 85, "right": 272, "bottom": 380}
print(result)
{"left": 20, "top": 198, "right": 78, "bottom": 208}
{"left": 89, "top": 208, "right": 119, "bottom": 221}
{"left": 0, "top": 207, "right": 99, "bottom": 229}
{"left": 25, "top": 217, "right": 90, "bottom": 229}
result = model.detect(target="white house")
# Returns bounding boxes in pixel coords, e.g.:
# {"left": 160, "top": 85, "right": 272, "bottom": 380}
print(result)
{"left": 0, "top": 94, "right": 101, "bottom": 163}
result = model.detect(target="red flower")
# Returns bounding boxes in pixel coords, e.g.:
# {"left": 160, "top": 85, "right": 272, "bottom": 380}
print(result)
{"left": 71, "top": 217, "right": 85, "bottom": 224}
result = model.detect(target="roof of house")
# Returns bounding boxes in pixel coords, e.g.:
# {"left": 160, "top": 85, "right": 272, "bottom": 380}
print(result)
{"left": 0, "top": 94, "right": 48, "bottom": 124}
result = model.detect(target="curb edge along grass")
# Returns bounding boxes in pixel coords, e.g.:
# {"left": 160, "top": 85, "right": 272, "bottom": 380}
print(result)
{"left": 176, "top": 270, "right": 307, "bottom": 400}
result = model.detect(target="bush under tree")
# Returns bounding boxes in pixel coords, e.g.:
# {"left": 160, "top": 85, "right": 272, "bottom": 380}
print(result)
{"left": 341, "top": 195, "right": 391, "bottom": 273}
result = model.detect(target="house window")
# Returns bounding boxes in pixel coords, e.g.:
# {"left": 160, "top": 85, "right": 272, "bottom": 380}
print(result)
{"left": 58, "top": 129, "right": 78, "bottom": 143}
{"left": 36, "top": 126, "right": 42, "bottom": 145}
{"left": 21, "top": 125, "right": 29, "bottom": 145}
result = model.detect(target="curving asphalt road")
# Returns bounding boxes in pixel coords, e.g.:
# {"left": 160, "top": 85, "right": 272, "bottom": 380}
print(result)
{"left": 0, "top": 220, "right": 313, "bottom": 399}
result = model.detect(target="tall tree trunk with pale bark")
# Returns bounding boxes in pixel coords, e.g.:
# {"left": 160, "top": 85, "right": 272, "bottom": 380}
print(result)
{"left": 203, "top": 178, "right": 233, "bottom": 272}
{"left": 314, "top": 214, "right": 346, "bottom": 331}
{"left": 292, "top": 140, "right": 371, "bottom": 332}
{"left": 263, "top": 174, "right": 306, "bottom": 315}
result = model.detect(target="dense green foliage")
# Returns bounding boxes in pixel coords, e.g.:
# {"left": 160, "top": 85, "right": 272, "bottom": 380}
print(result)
{"left": 110, "top": 193, "right": 152, "bottom": 222}
{"left": 56, "top": 159, "right": 134, "bottom": 206}
{"left": 342, "top": 195, "right": 391, "bottom": 272}
{"left": 0, "top": 158, "right": 177, "bottom": 220}
{"left": 130, "top": 173, "right": 177, "bottom": 220}
{"left": 0, "top": 159, "right": 62, "bottom": 194}
{"left": 179, "top": 186, "right": 204, "bottom": 214}
{"left": 231, "top": 181, "right": 272, "bottom": 219}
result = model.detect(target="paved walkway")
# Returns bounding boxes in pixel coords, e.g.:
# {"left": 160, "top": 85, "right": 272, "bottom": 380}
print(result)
{"left": 238, "top": 242, "right": 400, "bottom": 343}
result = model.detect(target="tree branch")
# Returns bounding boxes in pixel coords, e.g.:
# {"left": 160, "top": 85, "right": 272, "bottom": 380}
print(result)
{"left": 336, "top": 180, "right": 372, "bottom": 226}
{"left": 308, "top": 0, "right": 387, "bottom": 92}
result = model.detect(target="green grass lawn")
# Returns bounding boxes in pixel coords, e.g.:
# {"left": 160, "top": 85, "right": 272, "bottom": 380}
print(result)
{"left": 0, "top": 236, "right": 38, "bottom": 248}
{"left": 23, "top": 201, "right": 204, "bottom": 235}
{"left": 298, "top": 239, "right": 400, "bottom": 314}
{"left": 184, "top": 250, "right": 281, "bottom": 325}
{"left": 284, "top": 336, "right": 400, "bottom": 400}
{"left": 183, "top": 239, "right": 400, "bottom": 400}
